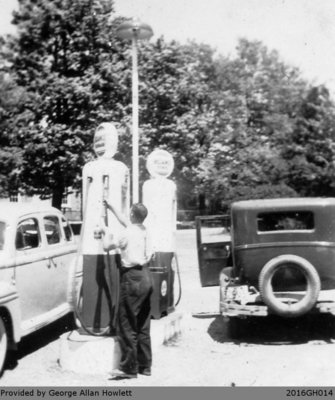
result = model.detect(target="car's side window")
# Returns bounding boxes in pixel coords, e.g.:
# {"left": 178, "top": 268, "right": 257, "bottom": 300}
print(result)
{"left": 62, "top": 217, "right": 73, "bottom": 242}
{"left": 43, "top": 215, "right": 61, "bottom": 245}
{"left": 16, "top": 218, "right": 40, "bottom": 250}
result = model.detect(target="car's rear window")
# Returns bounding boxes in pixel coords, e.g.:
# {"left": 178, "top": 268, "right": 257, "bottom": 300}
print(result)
{"left": 257, "top": 211, "right": 314, "bottom": 232}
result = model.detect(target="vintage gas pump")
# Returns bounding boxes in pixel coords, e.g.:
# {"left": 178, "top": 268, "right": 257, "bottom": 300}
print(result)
{"left": 77, "top": 122, "right": 129, "bottom": 335}
{"left": 142, "top": 149, "right": 181, "bottom": 319}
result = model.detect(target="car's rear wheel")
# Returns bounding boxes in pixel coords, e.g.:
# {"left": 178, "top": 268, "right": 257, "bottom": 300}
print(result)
{"left": 0, "top": 316, "right": 8, "bottom": 375}
{"left": 259, "top": 255, "right": 321, "bottom": 318}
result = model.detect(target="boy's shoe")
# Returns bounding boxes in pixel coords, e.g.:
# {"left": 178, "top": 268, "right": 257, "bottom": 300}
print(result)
{"left": 108, "top": 369, "right": 137, "bottom": 380}
{"left": 139, "top": 367, "right": 151, "bottom": 376}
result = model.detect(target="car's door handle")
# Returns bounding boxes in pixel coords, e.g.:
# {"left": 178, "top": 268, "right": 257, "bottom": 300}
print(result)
{"left": 47, "top": 258, "right": 57, "bottom": 268}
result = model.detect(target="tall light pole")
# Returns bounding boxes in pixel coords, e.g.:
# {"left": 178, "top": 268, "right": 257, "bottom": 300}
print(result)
{"left": 116, "top": 19, "right": 153, "bottom": 203}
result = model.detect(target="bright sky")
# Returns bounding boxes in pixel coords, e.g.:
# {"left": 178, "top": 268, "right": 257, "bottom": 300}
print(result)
{"left": 1, "top": 0, "right": 335, "bottom": 92}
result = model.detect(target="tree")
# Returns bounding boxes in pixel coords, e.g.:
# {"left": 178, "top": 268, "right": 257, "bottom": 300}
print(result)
{"left": 0, "top": 71, "right": 27, "bottom": 197}
{"left": 3, "top": 0, "right": 127, "bottom": 208}
{"left": 135, "top": 39, "right": 224, "bottom": 208}
{"left": 283, "top": 85, "right": 335, "bottom": 196}
{"left": 2, "top": 3, "right": 335, "bottom": 213}
{"left": 196, "top": 39, "right": 309, "bottom": 206}
{"left": 2, "top": 1, "right": 221, "bottom": 209}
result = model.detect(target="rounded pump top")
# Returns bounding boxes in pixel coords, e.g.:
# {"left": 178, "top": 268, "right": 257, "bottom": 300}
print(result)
{"left": 93, "top": 122, "right": 118, "bottom": 159}
{"left": 146, "top": 149, "right": 174, "bottom": 179}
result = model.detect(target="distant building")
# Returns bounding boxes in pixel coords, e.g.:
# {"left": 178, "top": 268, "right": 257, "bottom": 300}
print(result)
{"left": 61, "top": 189, "right": 82, "bottom": 221}
{"left": 0, "top": 193, "right": 50, "bottom": 206}
{"left": 0, "top": 189, "right": 82, "bottom": 222}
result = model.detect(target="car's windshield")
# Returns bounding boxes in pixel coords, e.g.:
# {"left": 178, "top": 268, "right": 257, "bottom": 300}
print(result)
{"left": 0, "top": 221, "right": 6, "bottom": 250}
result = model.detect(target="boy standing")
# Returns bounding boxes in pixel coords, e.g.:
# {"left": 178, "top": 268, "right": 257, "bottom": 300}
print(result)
{"left": 102, "top": 201, "right": 153, "bottom": 380}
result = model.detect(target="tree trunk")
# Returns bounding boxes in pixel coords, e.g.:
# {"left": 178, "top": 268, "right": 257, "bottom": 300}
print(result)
{"left": 198, "top": 193, "right": 206, "bottom": 215}
{"left": 52, "top": 185, "right": 64, "bottom": 210}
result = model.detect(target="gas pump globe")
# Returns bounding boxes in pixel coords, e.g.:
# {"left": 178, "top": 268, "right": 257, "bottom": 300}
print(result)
{"left": 143, "top": 149, "right": 177, "bottom": 318}
{"left": 80, "top": 122, "right": 129, "bottom": 334}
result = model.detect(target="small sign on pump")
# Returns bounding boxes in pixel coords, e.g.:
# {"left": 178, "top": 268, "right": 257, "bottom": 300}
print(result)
{"left": 93, "top": 122, "right": 118, "bottom": 159}
{"left": 146, "top": 149, "right": 174, "bottom": 179}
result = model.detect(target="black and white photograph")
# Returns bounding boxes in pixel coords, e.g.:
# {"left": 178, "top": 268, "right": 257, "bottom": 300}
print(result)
{"left": 0, "top": 0, "right": 335, "bottom": 396}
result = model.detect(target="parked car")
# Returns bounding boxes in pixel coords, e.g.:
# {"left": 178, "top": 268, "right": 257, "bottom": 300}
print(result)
{"left": 0, "top": 204, "right": 78, "bottom": 374}
{"left": 196, "top": 198, "right": 335, "bottom": 334}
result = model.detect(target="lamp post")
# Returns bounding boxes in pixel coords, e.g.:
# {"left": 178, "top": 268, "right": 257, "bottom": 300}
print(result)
{"left": 116, "top": 19, "right": 153, "bottom": 203}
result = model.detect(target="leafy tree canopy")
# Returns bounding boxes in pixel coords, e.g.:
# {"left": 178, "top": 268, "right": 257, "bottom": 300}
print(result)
{"left": 1, "top": 1, "right": 335, "bottom": 213}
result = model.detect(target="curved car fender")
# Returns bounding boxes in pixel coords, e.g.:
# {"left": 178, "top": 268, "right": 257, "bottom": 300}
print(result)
{"left": 0, "top": 281, "right": 21, "bottom": 343}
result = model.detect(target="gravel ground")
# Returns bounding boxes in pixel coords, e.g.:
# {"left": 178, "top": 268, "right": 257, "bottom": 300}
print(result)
{"left": 1, "top": 229, "right": 335, "bottom": 386}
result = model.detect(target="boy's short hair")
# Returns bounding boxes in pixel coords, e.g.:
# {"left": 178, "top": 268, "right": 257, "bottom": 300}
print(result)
{"left": 131, "top": 203, "right": 148, "bottom": 223}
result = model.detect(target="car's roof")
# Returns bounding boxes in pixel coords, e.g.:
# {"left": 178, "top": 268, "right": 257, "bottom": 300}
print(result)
{"left": 232, "top": 197, "right": 335, "bottom": 211}
{"left": 0, "top": 203, "right": 62, "bottom": 222}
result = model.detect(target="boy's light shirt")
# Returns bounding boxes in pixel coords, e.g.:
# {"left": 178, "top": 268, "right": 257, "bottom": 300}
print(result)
{"left": 104, "top": 223, "right": 153, "bottom": 268}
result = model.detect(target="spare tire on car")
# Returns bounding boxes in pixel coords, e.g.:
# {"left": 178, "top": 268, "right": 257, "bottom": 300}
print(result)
{"left": 259, "top": 254, "right": 321, "bottom": 318}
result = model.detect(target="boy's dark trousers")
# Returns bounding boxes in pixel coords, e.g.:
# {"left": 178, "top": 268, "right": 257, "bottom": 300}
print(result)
{"left": 117, "top": 265, "right": 153, "bottom": 375}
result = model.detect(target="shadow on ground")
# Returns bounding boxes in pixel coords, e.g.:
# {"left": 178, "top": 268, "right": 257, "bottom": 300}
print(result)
{"left": 208, "top": 314, "right": 335, "bottom": 345}
{"left": 4, "top": 314, "right": 76, "bottom": 372}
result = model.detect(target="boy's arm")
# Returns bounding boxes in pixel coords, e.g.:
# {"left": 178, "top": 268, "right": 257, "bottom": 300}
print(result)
{"left": 100, "top": 218, "right": 128, "bottom": 251}
{"left": 145, "top": 230, "right": 154, "bottom": 263}
{"left": 103, "top": 200, "right": 128, "bottom": 227}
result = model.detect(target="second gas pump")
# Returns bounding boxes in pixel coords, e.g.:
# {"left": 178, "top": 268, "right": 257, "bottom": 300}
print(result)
{"left": 143, "top": 149, "right": 181, "bottom": 319}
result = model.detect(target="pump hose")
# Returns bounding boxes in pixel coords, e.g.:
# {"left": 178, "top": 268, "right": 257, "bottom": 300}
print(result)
{"left": 173, "top": 252, "right": 182, "bottom": 307}
{"left": 103, "top": 193, "right": 120, "bottom": 334}
{"left": 70, "top": 176, "right": 112, "bottom": 337}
